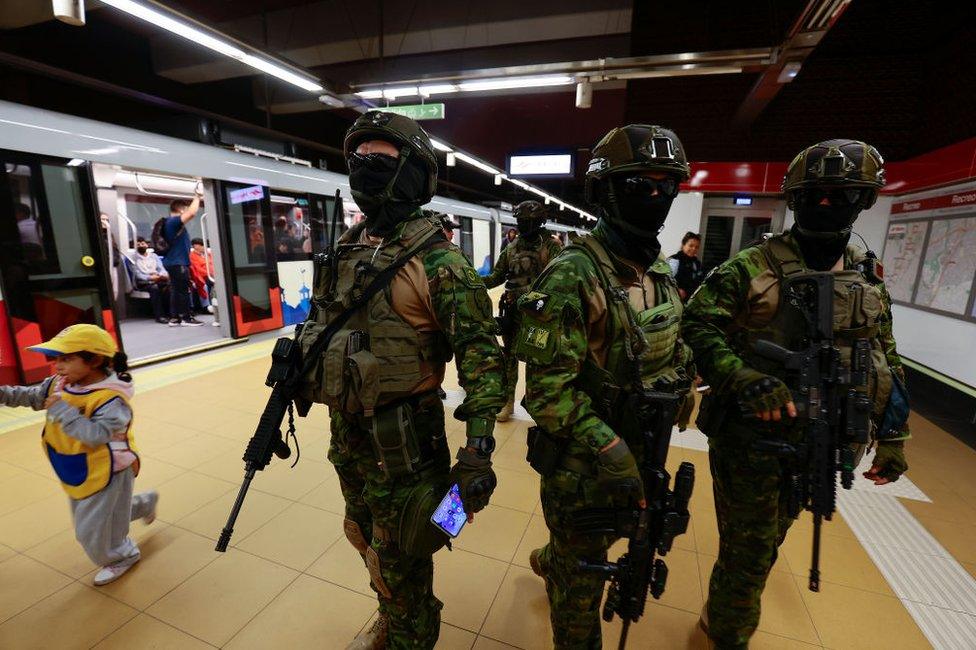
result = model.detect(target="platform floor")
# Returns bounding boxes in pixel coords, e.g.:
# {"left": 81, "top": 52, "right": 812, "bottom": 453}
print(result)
{"left": 0, "top": 337, "right": 974, "bottom": 649}
{"left": 119, "top": 314, "right": 224, "bottom": 362}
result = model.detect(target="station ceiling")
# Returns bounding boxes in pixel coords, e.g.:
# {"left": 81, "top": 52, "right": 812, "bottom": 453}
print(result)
{"left": 0, "top": 0, "right": 973, "bottom": 221}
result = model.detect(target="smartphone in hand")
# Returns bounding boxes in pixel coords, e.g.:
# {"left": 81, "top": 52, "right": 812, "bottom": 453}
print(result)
{"left": 430, "top": 483, "right": 467, "bottom": 538}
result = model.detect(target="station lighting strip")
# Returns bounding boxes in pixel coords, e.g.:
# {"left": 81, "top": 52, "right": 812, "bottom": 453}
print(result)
{"left": 99, "top": 0, "right": 323, "bottom": 92}
{"left": 430, "top": 138, "right": 596, "bottom": 222}
{"left": 97, "top": 0, "right": 593, "bottom": 221}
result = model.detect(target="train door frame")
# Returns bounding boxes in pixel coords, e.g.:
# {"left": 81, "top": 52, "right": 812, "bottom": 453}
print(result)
{"left": 214, "top": 180, "right": 284, "bottom": 338}
{"left": 0, "top": 151, "right": 119, "bottom": 383}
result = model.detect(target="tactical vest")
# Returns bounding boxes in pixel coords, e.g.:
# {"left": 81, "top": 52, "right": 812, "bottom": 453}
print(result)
{"left": 729, "top": 234, "right": 894, "bottom": 434}
{"left": 504, "top": 234, "right": 554, "bottom": 296}
{"left": 296, "top": 214, "right": 453, "bottom": 416}
{"left": 527, "top": 235, "right": 692, "bottom": 438}
{"left": 42, "top": 383, "right": 139, "bottom": 500}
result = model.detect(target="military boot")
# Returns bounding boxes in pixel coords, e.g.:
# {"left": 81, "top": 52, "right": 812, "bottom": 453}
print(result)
{"left": 496, "top": 399, "right": 515, "bottom": 422}
{"left": 346, "top": 613, "right": 388, "bottom": 650}
{"left": 529, "top": 547, "right": 545, "bottom": 578}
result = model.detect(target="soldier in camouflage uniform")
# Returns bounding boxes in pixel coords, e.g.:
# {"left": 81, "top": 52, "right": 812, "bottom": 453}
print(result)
{"left": 484, "top": 200, "right": 563, "bottom": 421}
{"left": 297, "top": 111, "right": 505, "bottom": 649}
{"left": 683, "top": 140, "right": 910, "bottom": 649}
{"left": 515, "top": 125, "right": 696, "bottom": 649}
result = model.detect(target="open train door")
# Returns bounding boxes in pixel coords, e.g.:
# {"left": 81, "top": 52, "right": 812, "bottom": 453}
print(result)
{"left": 0, "top": 152, "right": 119, "bottom": 384}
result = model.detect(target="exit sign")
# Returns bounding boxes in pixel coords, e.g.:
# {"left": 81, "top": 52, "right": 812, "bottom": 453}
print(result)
{"left": 381, "top": 103, "right": 445, "bottom": 121}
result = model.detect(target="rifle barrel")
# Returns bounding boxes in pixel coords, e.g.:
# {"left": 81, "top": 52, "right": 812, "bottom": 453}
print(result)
{"left": 809, "top": 513, "right": 823, "bottom": 592}
{"left": 216, "top": 467, "right": 256, "bottom": 552}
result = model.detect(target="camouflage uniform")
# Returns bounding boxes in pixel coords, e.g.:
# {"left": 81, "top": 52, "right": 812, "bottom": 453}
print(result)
{"left": 683, "top": 140, "right": 908, "bottom": 649}
{"left": 518, "top": 222, "right": 694, "bottom": 648}
{"left": 303, "top": 111, "right": 505, "bottom": 650}
{"left": 484, "top": 215, "right": 562, "bottom": 410}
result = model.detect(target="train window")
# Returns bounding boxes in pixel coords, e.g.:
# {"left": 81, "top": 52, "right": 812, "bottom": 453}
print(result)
{"left": 269, "top": 192, "right": 311, "bottom": 261}
{"left": 3, "top": 163, "right": 55, "bottom": 272}
{"left": 226, "top": 185, "right": 270, "bottom": 266}
{"left": 460, "top": 217, "right": 474, "bottom": 261}
{"left": 310, "top": 194, "right": 345, "bottom": 254}
{"left": 702, "top": 215, "right": 735, "bottom": 274}
{"left": 123, "top": 194, "right": 203, "bottom": 247}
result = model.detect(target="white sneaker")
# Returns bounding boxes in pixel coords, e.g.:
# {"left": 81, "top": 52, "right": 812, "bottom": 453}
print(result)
{"left": 93, "top": 554, "right": 140, "bottom": 586}
{"left": 142, "top": 491, "right": 159, "bottom": 525}
{"left": 206, "top": 305, "right": 214, "bottom": 314}
{"left": 212, "top": 321, "right": 221, "bottom": 327}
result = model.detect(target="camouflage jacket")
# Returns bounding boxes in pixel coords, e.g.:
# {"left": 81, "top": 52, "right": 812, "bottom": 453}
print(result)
{"left": 682, "top": 231, "right": 907, "bottom": 436}
{"left": 484, "top": 232, "right": 563, "bottom": 291}
{"left": 517, "top": 226, "right": 695, "bottom": 455}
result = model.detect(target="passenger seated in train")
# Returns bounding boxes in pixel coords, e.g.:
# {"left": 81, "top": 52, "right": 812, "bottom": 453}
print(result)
{"left": 189, "top": 238, "right": 215, "bottom": 314}
{"left": 132, "top": 237, "right": 170, "bottom": 324}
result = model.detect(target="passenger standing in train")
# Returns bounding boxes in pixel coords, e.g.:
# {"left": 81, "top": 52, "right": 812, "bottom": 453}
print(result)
{"left": 133, "top": 236, "right": 170, "bottom": 324}
{"left": 161, "top": 184, "right": 204, "bottom": 327}
{"left": 294, "top": 111, "right": 504, "bottom": 650}
{"left": 500, "top": 227, "right": 516, "bottom": 251}
{"left": 515, "top": 125, "right": 696, "bottom": 649}
{"left": 483, "top": 200, "right": 562, "bottom": 421}
{"left": 683, "top": 141, "right": 910, "bottom": 649}
{"left": 0, "top": 325, "right": 158, "bottom": 586}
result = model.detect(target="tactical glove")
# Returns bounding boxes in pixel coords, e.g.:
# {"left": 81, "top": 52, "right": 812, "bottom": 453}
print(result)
{"left": 450, "top": 438, "right": 497, "bottom": 514}
{"left": 733, "top": 368, "right": 794, "bottom": 414}
{"left": 596, "top": 438, "right": 644, "bottom": 506}
{"left": 865, "top": 440, "right": 908, "bottom": 484}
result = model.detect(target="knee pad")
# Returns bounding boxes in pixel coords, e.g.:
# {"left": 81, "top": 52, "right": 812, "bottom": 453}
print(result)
{"left": 365, "top": 547, "right": 392, "bottom": 599}
{"left": 343, "top": 518, "right": 369, "bottom": 556}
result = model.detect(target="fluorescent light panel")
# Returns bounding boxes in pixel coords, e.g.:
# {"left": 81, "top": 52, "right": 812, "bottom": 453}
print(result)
{"left": 459, "top": 75, "right": 573, "bottom": 92}
{"left": 100, "top": 0, "right": 322, "bottom": 93}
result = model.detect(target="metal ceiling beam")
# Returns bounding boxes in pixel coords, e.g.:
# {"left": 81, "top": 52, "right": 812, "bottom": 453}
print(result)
{"left": 732, "top": 0, "right": 853, "bottom": 130}
{"left": 347, "top": 48, "right": 774, "bottom": 92}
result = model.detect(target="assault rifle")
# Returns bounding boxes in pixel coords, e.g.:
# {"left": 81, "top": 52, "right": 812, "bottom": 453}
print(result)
{"left": 573, "top": 390, "right": 695, "bottom": 649}
{"left": 215, "top": 190, "right": 343, "bottom": 552}
{"left": 750, "top": 272, "right": 872, "bottom": 591}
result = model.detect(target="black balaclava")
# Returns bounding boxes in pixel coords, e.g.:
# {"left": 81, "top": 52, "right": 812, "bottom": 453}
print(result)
{"left": 791, "top": 189, "right": 864, "bottom": 271}
{"left": 516, "top": 218, "right": 542, "bottom": 239}
{"left": 598, "top": 174, "right": 676, "bottom": 265}
{"left": 348, "top": 148, "right": 428, "bottom": 238}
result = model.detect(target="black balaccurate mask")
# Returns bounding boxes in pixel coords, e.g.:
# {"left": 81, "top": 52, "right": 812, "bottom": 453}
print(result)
{"left": 516, "top": 219, "right": 542, "bottom": 237}
{"left": 348, "top": 152, "right": 428, "bottom": 237}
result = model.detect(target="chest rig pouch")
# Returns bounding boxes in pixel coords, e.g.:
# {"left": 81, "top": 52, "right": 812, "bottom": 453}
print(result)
{"left": 505, "top": 236, "right": 549, "bottom": 296}
{"left": 718, "top": 235, "right": 894, "bottom": 442}
{"left": 568, "top": 237, "right": 692, "bottom": 445}
{"left": 296, "top": 216, "right": 452, "bottom": 477}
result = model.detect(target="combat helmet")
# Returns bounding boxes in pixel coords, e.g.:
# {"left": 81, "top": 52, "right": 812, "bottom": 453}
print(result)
{"left": 782, "top": 139, "right": 885, "bottom": 210}
{"left": 344, "top": 110, "right": 439, "bottom": 202}
{"left": 514, "top": 200, "right": 548, "bottom": 222}
{"left": 585, "top": 124, "right": 691, "bottom": 204}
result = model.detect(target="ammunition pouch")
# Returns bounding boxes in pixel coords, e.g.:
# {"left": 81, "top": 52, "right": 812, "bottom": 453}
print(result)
{"left": 398, "top": 469, "right": 452, "bottom": 558}
{"left": 361, "top": 392, "right": 445, "bottom": 479}
{"left": 526, "top": 426, "right": 565, "bottom": 477}
{"left": 496, "top": 293, "right": 518, "bottom": 346}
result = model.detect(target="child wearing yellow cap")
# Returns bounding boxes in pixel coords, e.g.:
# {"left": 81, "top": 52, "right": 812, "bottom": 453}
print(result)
{"left": 0, "top": 324, "right": 158, "bottom": 586}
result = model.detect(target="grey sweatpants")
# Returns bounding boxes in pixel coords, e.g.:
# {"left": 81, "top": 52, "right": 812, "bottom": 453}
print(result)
{"left": 70, "top": 468, "right": 154, "bottom": 567}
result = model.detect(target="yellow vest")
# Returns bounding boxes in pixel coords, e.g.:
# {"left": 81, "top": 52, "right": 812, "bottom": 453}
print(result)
{"left": 41, "top": 382, "right": 139, "bottom": 500}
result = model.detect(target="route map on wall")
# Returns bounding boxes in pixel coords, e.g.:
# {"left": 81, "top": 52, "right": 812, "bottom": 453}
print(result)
{"left": 913, "top": 216, "right": 976, "bottom": 314}
{"left": 882, "top": 221, "right": 929, "bottom": 303}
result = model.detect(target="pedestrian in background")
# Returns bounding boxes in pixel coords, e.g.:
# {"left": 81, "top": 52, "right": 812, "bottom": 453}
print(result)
{"left": 668, "top": 231, "right": 703, "bottom": 301}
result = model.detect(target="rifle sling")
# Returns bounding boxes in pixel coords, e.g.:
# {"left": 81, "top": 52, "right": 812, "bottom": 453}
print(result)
{"left": 283, "top": 230, "right": 446, "bottom": 397}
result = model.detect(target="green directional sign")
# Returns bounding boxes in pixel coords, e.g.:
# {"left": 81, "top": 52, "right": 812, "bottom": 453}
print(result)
{"left": 381, "top": 103, "right": 445, "bottom": 121}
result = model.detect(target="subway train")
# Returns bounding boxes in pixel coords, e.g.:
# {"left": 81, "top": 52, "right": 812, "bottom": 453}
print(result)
{"left": 0, "top": 100, "right": 581, "bottom": 384}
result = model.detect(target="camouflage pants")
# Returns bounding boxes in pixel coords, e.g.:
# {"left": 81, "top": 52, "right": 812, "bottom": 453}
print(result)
{"left": 706, "top": 443, "right": 795, "bottom": 650}
{"left": 500, "top": 310, "right": 521, "bottom": 404}
{"left": 536, "top": 467, "right": 618, "bottom": 650}
{"left": 327, "top": 397, "right": 451, "bottom": 650}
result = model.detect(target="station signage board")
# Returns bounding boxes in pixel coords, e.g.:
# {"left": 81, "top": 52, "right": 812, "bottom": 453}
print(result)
{"left": 507, "top": 153, "right": 574, "bottom": 177}
{"left": 381, "top": 103, "right": 445, "bottom": 121}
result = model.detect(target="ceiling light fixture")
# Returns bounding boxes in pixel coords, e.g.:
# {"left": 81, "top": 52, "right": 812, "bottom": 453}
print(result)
{"left": 458, "top": 75, "right": 574, "bottom": 92}
{"left": 100, "top": 0, "right": 323, "bottom": 92}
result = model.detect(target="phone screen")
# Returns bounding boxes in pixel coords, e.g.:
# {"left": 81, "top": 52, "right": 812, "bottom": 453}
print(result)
{"left": 430, "top": 483, "right": 467, "bottom": 538}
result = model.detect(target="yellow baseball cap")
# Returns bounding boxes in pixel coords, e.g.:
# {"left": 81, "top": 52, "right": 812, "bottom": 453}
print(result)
{"left": 28, "top": 324, "right": 117, "bottom": 358}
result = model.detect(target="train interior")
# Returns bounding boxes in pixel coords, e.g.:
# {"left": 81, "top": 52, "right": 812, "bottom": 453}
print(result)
{"left": 94, "top": 165, "right": 228, "bottom": 363}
